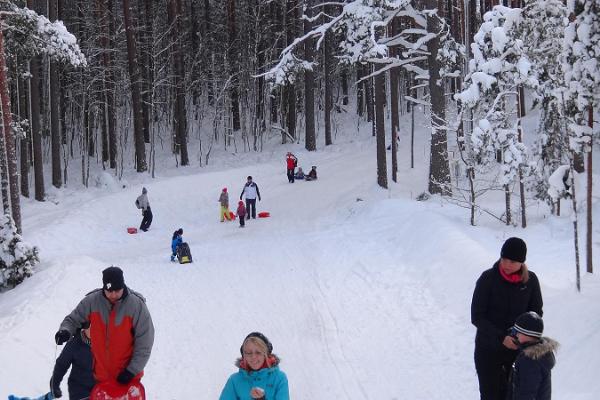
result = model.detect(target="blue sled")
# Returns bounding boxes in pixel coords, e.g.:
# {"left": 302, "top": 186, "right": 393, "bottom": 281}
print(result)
{"left": 8, "top": 393, "right": 53, "bottom": 400}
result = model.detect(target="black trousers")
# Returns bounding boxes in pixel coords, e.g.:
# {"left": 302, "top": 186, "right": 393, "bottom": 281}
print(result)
{"left": 140, "top": 207, "right": 153, "bottom": 231}
{"left": 474, "top": 346, "right": 516, "bottom": 400}
{"left": 239, "top": 215, "right": 245, "bottom": 227}
{"left": 245, "top": 199, "right": 256, "bottom": 219}
{"left": 287, "top": 168, "right": 295, "bottom": 183}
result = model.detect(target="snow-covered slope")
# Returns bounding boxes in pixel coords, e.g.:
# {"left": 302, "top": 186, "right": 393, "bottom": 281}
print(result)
{"left": 0, "top": 136, "right": 598, "bottom": 399}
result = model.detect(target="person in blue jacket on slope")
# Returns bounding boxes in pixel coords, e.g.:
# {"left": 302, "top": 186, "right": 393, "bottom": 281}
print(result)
{"left": 171, "top": 228, "right": 183, "bottom": 262}
{"left": 219, "top": 332, "right": 289, "bottom": 400}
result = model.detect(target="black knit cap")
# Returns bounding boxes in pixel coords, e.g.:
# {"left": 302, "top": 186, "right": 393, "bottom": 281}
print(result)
{"left": 240, "top": 332, "right": 273, "bottom": 355}
{"left": 501, "top": 237, "right": 527, "bottom": 263}
{"left": 102, "top": 266, "right": 125, "bottom": 291}
{"left": 514, "top": 311, "right": 544, "bottom": 338}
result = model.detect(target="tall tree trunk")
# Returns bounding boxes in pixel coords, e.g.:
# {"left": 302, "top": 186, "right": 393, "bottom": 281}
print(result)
{"left": 17, "top": 69, "right": 30, "bottom": 197}
{"left": 304, "top": 0, "right": 315, "bottom": 151}
{"left": 569, "top": 162, "right": 582, "bottom": 291}
{"left": 324, "top": 31, "right": 332, "bottom": 146}
{"left": 587, "top": 106, "right": 593, "bottom": 273}
{"left": 170, "top": 0, "right": 189, "bottom": 165}
{"left": 375, "top": 64, "right": 387, "bottom": 189}
{"left": 357, "top": 65, "right": 364, "bottom": 117}
{"left": 49, "top": 0, "right": 62, "bottom": 188}
{"left": 0, "top": 30, "right": 22, "bottom": 233}
{"left": 517, "top": 86, "right": 526, "bottom": 227}
{"left": 27, "top": 0, "right": 44, "bottom": 200}
{"left": 426, "top": 0, "right": 451, "bottom": 195}
{"left": 138, "top": 0, "right": 151, "bottom": 143}
{"left": 123, "top": 0, "right": 147, "bottom": 172}
{"left": 227, "top": 0, "right": 241, "bottom": 132}
{"left": 389, "top": 19, "right": 400, "bottom": 183}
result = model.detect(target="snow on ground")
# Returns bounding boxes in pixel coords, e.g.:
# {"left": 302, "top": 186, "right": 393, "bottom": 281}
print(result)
{"left": 1, "top": 119, "right": 599, "bottom": 399}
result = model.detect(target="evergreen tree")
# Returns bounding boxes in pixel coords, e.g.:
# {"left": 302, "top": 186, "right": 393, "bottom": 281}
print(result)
{"left": 0, "top": 214, "right": 39, "bottom": 289}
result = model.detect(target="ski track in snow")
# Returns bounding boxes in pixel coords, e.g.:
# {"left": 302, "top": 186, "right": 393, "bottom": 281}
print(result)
{"left": 0, "top": 140, "right": 599, "bottom": 399}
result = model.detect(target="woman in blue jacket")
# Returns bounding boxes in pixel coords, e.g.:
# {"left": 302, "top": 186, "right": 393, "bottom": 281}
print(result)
{"left": 219, "top": 332, "right": 289, "bottom": 400}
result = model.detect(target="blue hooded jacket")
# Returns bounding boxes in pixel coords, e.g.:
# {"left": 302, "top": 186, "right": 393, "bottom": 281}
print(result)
{"left": 171, "top": 231, "right": 183, "bottom": 254}
{"left": 219, "top": 355, "right": 289, "bottom": 400}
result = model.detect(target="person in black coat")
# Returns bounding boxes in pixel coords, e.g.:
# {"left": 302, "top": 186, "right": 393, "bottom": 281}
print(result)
{"left": 51, "top": 322, "right": 95, "bottom": 400}
{"left": 506, "top": 312, "right": 558, "bottom": 400}
{"left": 471, "top": 237, "right": 543, "bottom": 400}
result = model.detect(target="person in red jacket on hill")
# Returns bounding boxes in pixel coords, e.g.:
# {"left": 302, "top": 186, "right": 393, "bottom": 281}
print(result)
{"left": 286, "top": 152, "right": 298, "bottom": 183}
{"left": 55, "top": 266, "right": 155, "bottom": 389}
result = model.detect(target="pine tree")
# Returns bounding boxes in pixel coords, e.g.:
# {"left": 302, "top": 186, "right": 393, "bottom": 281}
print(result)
{"left": 0, "top": 214, "right": 39, "bottom": 289}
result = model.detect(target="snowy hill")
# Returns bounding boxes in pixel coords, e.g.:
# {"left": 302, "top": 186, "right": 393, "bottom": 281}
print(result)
{"left": 0, "top": 133, "right": 599, "bottom": 399}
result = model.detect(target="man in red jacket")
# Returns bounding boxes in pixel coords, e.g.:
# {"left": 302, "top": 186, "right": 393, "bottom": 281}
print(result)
{"left": 55, "top": 266, "right": 154, "bottom": 387}
{"left": 286, "top": 152, "right": 298, "bottom": 183}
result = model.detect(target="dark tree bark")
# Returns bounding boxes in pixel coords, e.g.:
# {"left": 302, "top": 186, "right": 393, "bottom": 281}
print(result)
{"left": 17, "top": 70, "right": 29, "bottom": 197}
{"left": 27, "top": 0, "right": 45, "bottom": 200}
{"left": 324, "top": 30, "right": 333, "bottom": 146}
{"left": 49, "top": 0, "right": 62, "bottom": 188}
{"left": 426, "top": 0, "right": 451, "bottom": 195}
{"left": 138, "top": 0, "right": 152, "bottom": 143}
{"left": 304, "top": 0, "right": 316, "bottom": 151}
{"left": 170, "top": 0, "right": 189, "bottom": 165}
{"left": 0, "top": 30, "right": 22, "bottom": 233}
{"left": 123, "top": 0, "right": 147, "bottom": 172}
{"left": 375, "top": 64, "right": 387, "bottom": 189}
{"left": 389, "top": 19, "right": 400, "bottom": 183}
{"left": 227, "top": 0, "right": 241, "bottom": 132}
{"left": 587, "top": 106, "right": 593, "bottom": 273}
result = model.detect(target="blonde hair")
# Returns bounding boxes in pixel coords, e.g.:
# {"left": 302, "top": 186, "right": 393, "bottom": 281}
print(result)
{"left": 242, "top": 336, "right": 268, "bottom": 356}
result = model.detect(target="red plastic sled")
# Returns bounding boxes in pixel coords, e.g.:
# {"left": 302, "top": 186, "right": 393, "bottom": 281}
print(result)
{"left": 258, "top": 211, "right": 270, "bottom": 218}
{"left": 229, "top": 211, "right": 236, "bottom": 220}
{"left": 90, "top": 381, "right": 145, "bottom": 400}
{"left": 127, "top": 227, "right": 138, "bottom": 234}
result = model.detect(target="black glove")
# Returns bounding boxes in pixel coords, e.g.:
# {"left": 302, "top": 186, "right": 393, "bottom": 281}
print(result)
{"left": 54, "top": 330, "right": 71, "bottom": 345}
{"left": 50, "top": 378, "right": 62, "bottom": 398}
{"left": 117, "top": 369, "right": 135, "bottom": 385}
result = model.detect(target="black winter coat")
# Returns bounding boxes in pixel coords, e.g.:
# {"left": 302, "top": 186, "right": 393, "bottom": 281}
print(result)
{"left": 507, "top": 338, "right": 558, "bottom": 400}
{"left": 51, "top": 330, "right": 95, "bottom": 400}
{"left": 471, "top": 262, "right": 543, "bottom": 352}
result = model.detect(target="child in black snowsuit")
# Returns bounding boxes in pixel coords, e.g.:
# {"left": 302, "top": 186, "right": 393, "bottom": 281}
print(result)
{"left": 50, "top": 321, "right": 94, "bottom": 400}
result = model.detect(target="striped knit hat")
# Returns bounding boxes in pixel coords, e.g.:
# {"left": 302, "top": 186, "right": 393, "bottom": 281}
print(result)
{"left": 514, "top": 311, "right": 544, "bottom": 338}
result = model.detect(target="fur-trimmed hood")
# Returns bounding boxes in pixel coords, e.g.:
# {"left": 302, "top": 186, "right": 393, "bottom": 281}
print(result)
{"left": 521, "top": 337, "right": 559, "bottom": 361}
{"left": 235, "top": 354, "right": 281, "bottom": 370}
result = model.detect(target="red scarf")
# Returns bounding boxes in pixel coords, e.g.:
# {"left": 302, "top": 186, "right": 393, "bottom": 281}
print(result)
{"left": 499, "top": 267, "right": 522, "bottom": 283}
{"left": 239, "top": 355, "right": 277, "bottom": 372}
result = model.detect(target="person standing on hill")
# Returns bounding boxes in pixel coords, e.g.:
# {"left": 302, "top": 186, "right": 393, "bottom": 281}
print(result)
{"left": 55, "top": 266, "right": 154, "bottom": 390}
{"left": 135, "top": 187, "right": 152, "bottom": 232}
{"left": 286, "top": 152, "right": 298, "bottom": 183}
{"left": 240, "top": 176, "right": 261, "bottom": 220}
{"left": 471, "top": 237, "right": 543, "bottom": 400}
{"left": 219, "top": 188, "right": 232, "bottom": 222}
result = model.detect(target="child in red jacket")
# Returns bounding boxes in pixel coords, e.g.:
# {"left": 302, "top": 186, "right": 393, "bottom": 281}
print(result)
{"left": 236, "top": 200, "right": 246, "bottom": 228}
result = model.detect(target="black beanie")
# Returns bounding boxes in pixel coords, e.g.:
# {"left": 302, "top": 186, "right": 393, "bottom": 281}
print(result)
{"left": 514, "top": 311, "right": 544, "bottom": 338}
{"left": 240, "top": 332, "right": 273, "bottom": 355}
{"left": 501, "top": 237, "right": 527, "bottom": 263}
{"left": 102, "top": 266, "right": 125, "bottom": 291}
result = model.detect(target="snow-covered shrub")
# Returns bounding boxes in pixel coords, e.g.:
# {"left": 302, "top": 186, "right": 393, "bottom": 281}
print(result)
{"left": 0, "top": 214, "right": 39, "bottom": 289}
